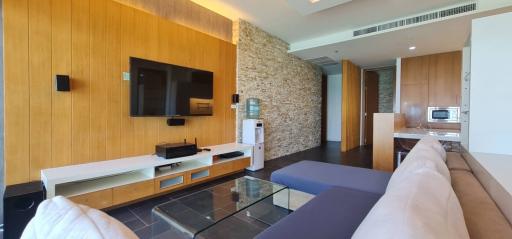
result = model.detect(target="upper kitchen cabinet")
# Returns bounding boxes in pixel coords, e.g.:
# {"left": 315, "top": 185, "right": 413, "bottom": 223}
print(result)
{"left": 400, "top": 56, "right": 429, "bottom": 128}
{"left": 428, "top": 51, "right": 462, "bottom": 107}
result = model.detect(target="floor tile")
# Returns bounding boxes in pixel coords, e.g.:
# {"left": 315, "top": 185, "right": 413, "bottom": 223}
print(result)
{"left": 124, "top": 218, "right": 146, "bottom": 231}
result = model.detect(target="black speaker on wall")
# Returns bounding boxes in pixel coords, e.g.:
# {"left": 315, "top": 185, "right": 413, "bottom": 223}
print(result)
{"left": 4, "top": 181, "right": 46, "bottom": 239}
{"left": 167, "top": 118, "right": 185, "bottom": 126}
{"left": 55, "top": 75, "right": 70, "bottom": 91}
{"left": 232, "top": 94, "right": 239, "bottom": 104}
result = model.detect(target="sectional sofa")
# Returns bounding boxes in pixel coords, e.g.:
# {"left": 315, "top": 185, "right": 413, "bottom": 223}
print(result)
{"left": 257, "top": 137, "right": 512, "bottom": 239}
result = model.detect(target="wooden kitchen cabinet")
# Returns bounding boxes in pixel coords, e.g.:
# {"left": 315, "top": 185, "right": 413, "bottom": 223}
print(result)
{"left": 401, "top": 55, "right": 429, "bottom": 128}
{"left": 428, "top": 51, "right": 462, "bottom": 107}
{"left": 400, "top": 51, "right": 461, "bottom": 129}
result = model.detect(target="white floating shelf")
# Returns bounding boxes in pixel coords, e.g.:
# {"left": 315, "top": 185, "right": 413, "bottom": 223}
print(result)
{"left": 56, "top": 170, "right": 152, "bottom": 197}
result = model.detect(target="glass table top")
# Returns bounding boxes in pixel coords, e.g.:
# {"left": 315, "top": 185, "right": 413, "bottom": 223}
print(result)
{"left": 152, "top": 176, "right": 289, "bottom": 239}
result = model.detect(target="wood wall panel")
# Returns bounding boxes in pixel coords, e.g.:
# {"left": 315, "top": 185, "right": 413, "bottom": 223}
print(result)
{"left": 113, "top": 0, "right": 233, "bottom": 43}
{"left": 3, "top": 0, "right": 237, "bottom": 185}
{"left": 71, "top": 0, "right": 91, "bottom": 165}
{"left": 341, "top": 60, "right": 362, "bottom": 152}
{"left": 51, "top": 0, "right": 72, "bottom": 168}
{"left": 4, "top": 0, "right": 30, "bottom": 184}
{"left": 28, "top": 0, "right": 53, "bottom": 180}
{"left": 400, "top": 51, "right": 461, "bottom": 129}
{"left": 105, "top": 0, "right": 122, "bottom": 160}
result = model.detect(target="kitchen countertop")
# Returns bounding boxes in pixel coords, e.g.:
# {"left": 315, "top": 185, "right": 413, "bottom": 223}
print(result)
{"left": 393, "top": 128, "right": 461, "bottom": 142}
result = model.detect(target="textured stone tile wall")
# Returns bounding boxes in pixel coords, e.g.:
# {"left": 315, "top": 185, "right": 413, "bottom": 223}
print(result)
{"left": 377, "top": 68, "right": 395, "bottom": 113}
{"left": 235, "top": 20, "right": 322, "bottom": 160}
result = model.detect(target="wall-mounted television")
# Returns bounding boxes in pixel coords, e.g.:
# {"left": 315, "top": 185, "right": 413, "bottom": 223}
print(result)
{"left": 130, "top": 57, "right": 214, "bottom": 117}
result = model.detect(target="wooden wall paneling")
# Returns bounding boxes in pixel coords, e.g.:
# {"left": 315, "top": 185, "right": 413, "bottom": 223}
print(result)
{"left": 71, "top": 0, "right": 91, "bottom": 164}
{"left": 105, "top": 0, "right": 122, "bottom": 160}
{"left": 119, "top": 6, "right": 136, "bottom": 157}
{"left": 51, "top": 0, "right": 72, "bottom": 168}
{"left": 90, "top": 0, "right": 108, "bottom": 162}
{"left": 428, "top": 51, "right": 462, "bottom": 107}
{"left": 400, "top": 55, "right": 429, "bottom": 128}
{"left": 28, "top": 0, "right": 53, "bottom": 180}
{"left": 224, "top": 43, "right": 237, "bottom": 143}
{"left": 113, "top": 0, "right": 233, "bottom": 42}
{"left": 341, "top": 60, "right": 362, "bottom": 152}
{"left": 4, "top": 0, "right": 30, "bottom": 184}
{"left": 4, "top": 0, "right": 237, "bottom": 184}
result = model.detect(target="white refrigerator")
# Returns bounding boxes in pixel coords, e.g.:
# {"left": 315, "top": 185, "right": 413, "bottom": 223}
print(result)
{"left": 242, "top": 119, "right": 264, "bottom": 171}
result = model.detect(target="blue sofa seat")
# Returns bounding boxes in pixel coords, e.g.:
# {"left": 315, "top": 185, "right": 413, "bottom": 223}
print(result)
{"left": 271, "top": 160, "right": 392, "bottom": 195}
{"left": 256, "top": 186, "right": 381, "bottom": 239}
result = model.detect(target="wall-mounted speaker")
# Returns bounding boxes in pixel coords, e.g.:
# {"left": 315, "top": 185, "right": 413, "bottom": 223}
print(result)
{"left": 55, "top": 75, "right": 70, "bottom": 91}
{"left": 167, "top": 118, "right": 185, "bottom": 126}
{"left": 232, "top": 94, "right": 240, "bottom": 104}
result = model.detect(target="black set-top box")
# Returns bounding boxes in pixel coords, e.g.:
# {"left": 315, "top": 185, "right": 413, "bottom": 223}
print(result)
{"left": 156, "top": 142, "right": 197, "bottom": 159}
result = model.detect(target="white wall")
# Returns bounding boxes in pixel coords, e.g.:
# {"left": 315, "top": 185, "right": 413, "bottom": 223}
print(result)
{"left": 469, "top": 12, "right": 512, "bottom": 155}
{"left": 327, "top": 74, "right": 342, "bottom": 141}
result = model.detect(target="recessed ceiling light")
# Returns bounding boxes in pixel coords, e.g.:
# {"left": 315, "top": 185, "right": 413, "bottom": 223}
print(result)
{"left": 310, "top": 0, "right": 321, "bottom": 3}
{"left": 409, "top": 46, "right": 416, "bottom": 50}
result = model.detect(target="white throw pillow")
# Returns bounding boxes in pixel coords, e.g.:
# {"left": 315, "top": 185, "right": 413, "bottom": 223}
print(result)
{"left": 21, "top": 196, "right": 137, "bottom": 239}
{"left": 387, "top": 144, "right": 451, "bottom": 192}
{"left": 353, "top": 168, "right": 469, "bottom": 239}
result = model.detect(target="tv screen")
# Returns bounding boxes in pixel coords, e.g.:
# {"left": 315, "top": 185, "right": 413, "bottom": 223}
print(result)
{"left": 130, "top": 57, "right": 214, "bottom": 116}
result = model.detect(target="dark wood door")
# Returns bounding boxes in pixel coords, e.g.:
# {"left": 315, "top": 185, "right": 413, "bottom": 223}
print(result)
{"left": 321, "top": 74, "right": 327, "bottom": 143}
{"left": 364, "top": 71, "right": 379, "bottom": 145}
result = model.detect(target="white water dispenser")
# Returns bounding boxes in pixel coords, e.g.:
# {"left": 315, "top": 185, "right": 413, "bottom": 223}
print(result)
{"left": 242, "top": 119, "right": 264, "bottom": 171}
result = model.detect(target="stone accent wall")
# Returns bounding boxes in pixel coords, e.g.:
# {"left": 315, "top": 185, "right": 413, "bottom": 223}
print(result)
{"left": 377, "top": 68, "right": 395, "bottom": 113}
{"left": 235, "top": 20, "right": 322, "bottom": 160}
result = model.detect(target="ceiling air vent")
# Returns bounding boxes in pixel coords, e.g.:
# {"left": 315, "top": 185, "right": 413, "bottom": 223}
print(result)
{"left": 307, "top": 56, "right": 338, "bottom": 66}
{"left": 353, "top": 2, "right": 477, "bottom": 37}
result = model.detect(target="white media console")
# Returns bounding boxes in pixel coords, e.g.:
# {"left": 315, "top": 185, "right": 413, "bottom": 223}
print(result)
{"left": 41, "top": 143, "right": 253, "bottom": 206}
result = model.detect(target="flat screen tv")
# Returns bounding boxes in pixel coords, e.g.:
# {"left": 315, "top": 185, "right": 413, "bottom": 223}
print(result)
{"left": 130, "top": 57, "right": 214, "bottom": 117}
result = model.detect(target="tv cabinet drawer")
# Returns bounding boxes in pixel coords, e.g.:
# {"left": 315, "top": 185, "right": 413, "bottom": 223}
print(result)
{"left": 232, "top": 157, "right": 251, "bottom": 171}
{"left": 154, "top": 172, "right": 188, "bottom": 193}
{"left": 69, "top": 189, "right": 113, "bottom": 209}
{"left": 211, "top": 162, "right": 233, "bottom": 176}
{"left": 211, "top": 157, "right": 251, "bottom": 177}
{"left": 189, "top": 167, "right": 211, "bottom": 183}
{"left": 113, "top": 180, "right": 154, "bottom": 205}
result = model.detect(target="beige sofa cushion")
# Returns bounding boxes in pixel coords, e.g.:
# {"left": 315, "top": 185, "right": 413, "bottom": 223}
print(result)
{"left": 387, "top": 140, "right": 450, "bottom": 192}
{"left": 446, "top": 152, "right": 472, "bottom": 172}
{"left": 451, "top": 170, "right": 512, "bottom": 239}
{"left": 354, "top": 168, "right": 469, "bottom": 239}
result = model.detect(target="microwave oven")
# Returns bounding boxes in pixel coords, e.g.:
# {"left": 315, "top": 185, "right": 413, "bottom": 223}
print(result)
{"left": 427, "top": 107, "right": 460, "bottom": 123}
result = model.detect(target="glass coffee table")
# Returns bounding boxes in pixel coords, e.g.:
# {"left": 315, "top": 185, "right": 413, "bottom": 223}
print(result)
{"left": 151, "top": 176, "right": 290, "bottom": 239}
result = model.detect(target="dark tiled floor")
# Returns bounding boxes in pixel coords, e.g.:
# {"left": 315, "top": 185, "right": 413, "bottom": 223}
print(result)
{"left": 106, "top": 142, "right": 372, "bottom": 238}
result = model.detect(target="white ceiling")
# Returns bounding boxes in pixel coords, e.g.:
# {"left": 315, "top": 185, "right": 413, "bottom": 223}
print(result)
{"left": 191, "top": 0, "right": 467, "bottom": 43}
{"left": 286, "top": 0, "right": 353, "bottom": 16}
{"left": 191, "top": 0, "right": 512, "bottom": 69}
